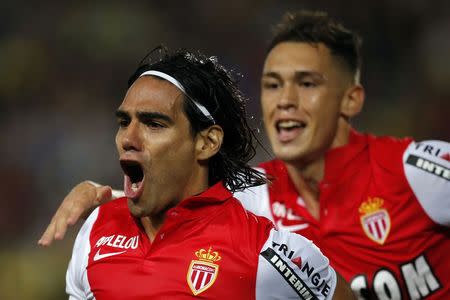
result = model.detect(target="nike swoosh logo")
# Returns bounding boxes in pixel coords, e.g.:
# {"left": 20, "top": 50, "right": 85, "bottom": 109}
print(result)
{"left": 276, "top": 220, "right": 309, "bottom": 232}
{"left": 93, "top": 249, "right": 127, "bottom": 261}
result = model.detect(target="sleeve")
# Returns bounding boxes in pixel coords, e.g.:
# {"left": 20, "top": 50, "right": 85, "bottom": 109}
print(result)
{"left": 402, "top": 140, "right": 450, "bottom": 226}
{"left": 256, "top": 229, "right": 337, "bottom": 300}
{"left": 233, "top": 168, "right": 274, "bottom": 222}
{"left": 66, "top": 208, "right": 99, "bottom": 300}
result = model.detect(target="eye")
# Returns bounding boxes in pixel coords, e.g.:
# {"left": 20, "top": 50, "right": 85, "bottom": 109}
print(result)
{"left": 300, "top": 81, "right": 316, "bottom": 88}
{"left": 145, "top": 120, "right": 165, "bottom": 129}
{"left": 117, "top": 118, "right": 130, "bottom": 128}
{"left": 262, "top": 81, "right": 281, "bottom": 90}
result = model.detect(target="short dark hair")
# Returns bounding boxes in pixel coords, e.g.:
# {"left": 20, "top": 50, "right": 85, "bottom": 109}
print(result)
{"left": 128, "top": 47, "right": 267, "bottom": 192}
{"left": 268, "top": 10, "right": 362, "bottom": 83}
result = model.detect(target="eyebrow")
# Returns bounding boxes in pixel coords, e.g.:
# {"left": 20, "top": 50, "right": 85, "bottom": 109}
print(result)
{"left": 116, "top": 110, "right": 129, "bottom": 119}
{"left": 115, "top": 110, "right": 174, "bottom": 124}
{"left": 262, "top": 70, "right": 326, "bottom": 81}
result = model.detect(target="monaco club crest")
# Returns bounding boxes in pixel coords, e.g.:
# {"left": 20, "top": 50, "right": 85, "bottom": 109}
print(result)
{"left": 187, "top": 247, "right": 221, "bottom": 295}
{"left": 359, "top": 197, "right": 391, "bottom": 245}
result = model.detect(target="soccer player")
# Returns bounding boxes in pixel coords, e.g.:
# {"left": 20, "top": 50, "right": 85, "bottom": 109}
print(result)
{"left": 245, "top": 11, "right": 450, "bottom": 299}
{"left": 63, "top": 47, "right": 352, "bottom": 299}
{"left": 40, "top": 11, "right": 449, "bottom": 299}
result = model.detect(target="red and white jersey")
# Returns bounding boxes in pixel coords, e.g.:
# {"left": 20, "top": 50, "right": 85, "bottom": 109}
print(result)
{"left": 235, "top": 130, "right": 450, "bottom": 299}
{"left": 66, "top": 182, "right": 337, "bottom": 300}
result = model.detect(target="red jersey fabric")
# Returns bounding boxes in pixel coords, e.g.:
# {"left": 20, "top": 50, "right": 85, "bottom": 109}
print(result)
{"left": 236, "top": 130, "right": 449, "bottom": 299}
{"left": 66, "top": 182, "right": 337, "bottom": 299}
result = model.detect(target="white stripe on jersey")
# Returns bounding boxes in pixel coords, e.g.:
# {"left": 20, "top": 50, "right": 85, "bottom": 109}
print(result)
{"left": 233, "top": 168, "right": 274, "bottom": 222}
{"left": 403, "top": 140, "right": 450, "bottom": 226}
{"left": 256, "top": 229, "right": 337, "bottom": 299}
{"left": 66, "top": 208, "right": 99, "bottom": 300}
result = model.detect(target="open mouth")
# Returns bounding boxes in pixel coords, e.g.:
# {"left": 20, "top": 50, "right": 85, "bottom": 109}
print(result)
{"left": 121, "top": 161, "right": 144, "bottom": 184}
{"left": 276, "top": 120, "right": 306, "bottom": 132}
{"left": 275, "top": 120, "right": 306, "bottom": 142}
{"left": 120, "top": 160, "right": 145, "bottom": 199}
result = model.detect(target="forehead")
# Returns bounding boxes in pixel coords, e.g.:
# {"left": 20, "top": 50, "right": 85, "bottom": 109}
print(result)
{"left": 263, "top": 42, "right": 335, "bottom": 77}
{"left": 119, "top": 76, "right": 184, "bottom": 114}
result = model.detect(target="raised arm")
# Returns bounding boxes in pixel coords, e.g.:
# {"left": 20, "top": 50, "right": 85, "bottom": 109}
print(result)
{"left": 38, "top": 181, "right": 122, "bottom": 246}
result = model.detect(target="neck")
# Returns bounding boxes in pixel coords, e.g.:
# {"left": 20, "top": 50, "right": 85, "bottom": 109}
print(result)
{"left": 285, "top": 159, "right": 323, "bottom": 220}
{"left": 140, "top": 216, "right": 161, "bottom": 242}
{"left": 285, "top": 158, "right": 324, "bottom": 193}
{"left": 284, "top": 120, "right": 351, "bottom": 220}
{"left": 140, "top": 165, "right": 210, "bottom": 242}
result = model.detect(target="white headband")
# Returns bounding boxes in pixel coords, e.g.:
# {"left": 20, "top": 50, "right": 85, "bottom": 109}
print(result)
{"left": 139, "top": 70, "right": 215, "bottom": 123}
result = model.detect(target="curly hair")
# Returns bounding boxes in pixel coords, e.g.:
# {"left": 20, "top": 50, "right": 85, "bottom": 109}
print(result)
{"left": 128, "top": 47, "right": 267, "bottom": 192}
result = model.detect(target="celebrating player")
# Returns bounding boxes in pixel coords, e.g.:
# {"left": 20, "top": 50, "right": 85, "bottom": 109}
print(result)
{"left": 63, "top": 47, "right": 352, "bottom": 299}
{"left": 40, "top": 11, "right": 449, "bottom": 299}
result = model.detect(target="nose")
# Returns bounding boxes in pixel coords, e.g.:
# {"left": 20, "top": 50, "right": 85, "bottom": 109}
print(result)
{"left": 117, "top": 120, "right": 142, "bottom": 152}
{"left": 277, "top": 83, "right": 298, "bottom": 111}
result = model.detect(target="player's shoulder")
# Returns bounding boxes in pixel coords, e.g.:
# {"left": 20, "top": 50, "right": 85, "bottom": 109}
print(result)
{"left": 98, "top": 197, "right": 128, "bottom": 215}
{"left": 210, "top": 196, "right": 274, "bottom": 260}
{"left": 363, "top": 133, "right": 413, "bottom": 175}
{"left": 402, "top": 139, "right": 450, "bottom": 226}
{"left": 256, "top": 228, "right": 337, "bottom": 299}
{"left": 403, "top": 140, "right": 450, "bottom": 163}
{"left": 89, "top": 197, "right": 130, "bottom": 229}
{"left": 367, "top": 133, "right": 413, "bottom": 157}
{"left": 227, "top": 196, "right": 274, "bottom": 232}
{"left": 233, "top": 182, "right": 271, "bottom": 216}
{"left": 401, "top": 139, "right": 449, "bottom": 180}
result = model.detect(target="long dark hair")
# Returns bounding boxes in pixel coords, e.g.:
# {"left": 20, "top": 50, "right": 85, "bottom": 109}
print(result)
{"left": 128, "top": 47, "right": 267, "bottom": 192}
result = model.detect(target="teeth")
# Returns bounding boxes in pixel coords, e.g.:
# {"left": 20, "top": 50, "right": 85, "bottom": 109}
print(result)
{"left": 278, "top": 120, "right": 302, "bottom": 129}
{"left": 131, "top": 183, "right": 139, "bottom": 192}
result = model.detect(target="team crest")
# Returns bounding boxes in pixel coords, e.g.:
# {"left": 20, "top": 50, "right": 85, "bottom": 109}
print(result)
{"left": 187, "top": 247, "right": 221, "bottom": 295}
{"left": 359, "top": 197, "right": 391, "bottom": 245}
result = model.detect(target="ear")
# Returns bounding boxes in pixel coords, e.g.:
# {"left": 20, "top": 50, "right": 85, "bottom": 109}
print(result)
{"left": 195, "top": 125, "right": 224, "bottom": 161}
{"left": 340, "top": 84, "right": 365, "bottom": 119}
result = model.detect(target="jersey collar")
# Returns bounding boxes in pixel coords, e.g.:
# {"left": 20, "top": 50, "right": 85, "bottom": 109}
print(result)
{"left": 323, "top": 129, "right": 368, "bottom": 182}
{"left": 165, "top": 181, "right": 233, "bottom": 221}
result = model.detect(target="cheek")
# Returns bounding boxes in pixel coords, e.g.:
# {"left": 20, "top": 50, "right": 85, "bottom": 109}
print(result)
{"left": 260, "top": 101, "right": 274, "bottom": 134}
{"left": 115, "top": 132, "right": 122, "bottom": 153}
{"left": 303, "top": 91, "right": 339, "bottom": 120}
{"left": 310, "top": 104, "right": 341, "bottom": 144}
{"left": 260, "top": 96, "right": 274, "bottom": 120}
{"left": 149, "top": 133, "right": 194, "bottom": 165}
{"left": 300, "top": 90, "right": 322, "bottom": 112}
{"left": 151, "top": 144, "right": 195, "bottom": 184}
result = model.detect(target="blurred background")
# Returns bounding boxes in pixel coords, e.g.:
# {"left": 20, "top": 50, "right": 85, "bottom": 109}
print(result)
{"left": 1, "top": 0, "right": 449, "bottom": 298}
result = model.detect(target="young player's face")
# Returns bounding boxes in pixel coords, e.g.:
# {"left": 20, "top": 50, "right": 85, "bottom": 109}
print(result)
{"left": 115, "top": 76, "right": 199, "bottom": 218}
{"left": 261, "top": 42, "right": 349, "bottom": 164}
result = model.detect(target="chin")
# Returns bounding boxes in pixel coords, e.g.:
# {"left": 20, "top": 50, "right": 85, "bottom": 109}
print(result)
{"left": 272, "top": 143, "right": 304, "bottom": 161}
{"left": 274, "top": 151, "right": 303, "bottom": 164}
{"left": 127, "top": 199, "right": 146, "bottom": 218}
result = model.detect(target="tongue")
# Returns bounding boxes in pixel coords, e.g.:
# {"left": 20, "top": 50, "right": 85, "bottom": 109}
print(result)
{"left": 124, "top": 175, "right": 144, "bottom": 200}
{"left": 278, "top": 127, "right": 301, "bottom": 142}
